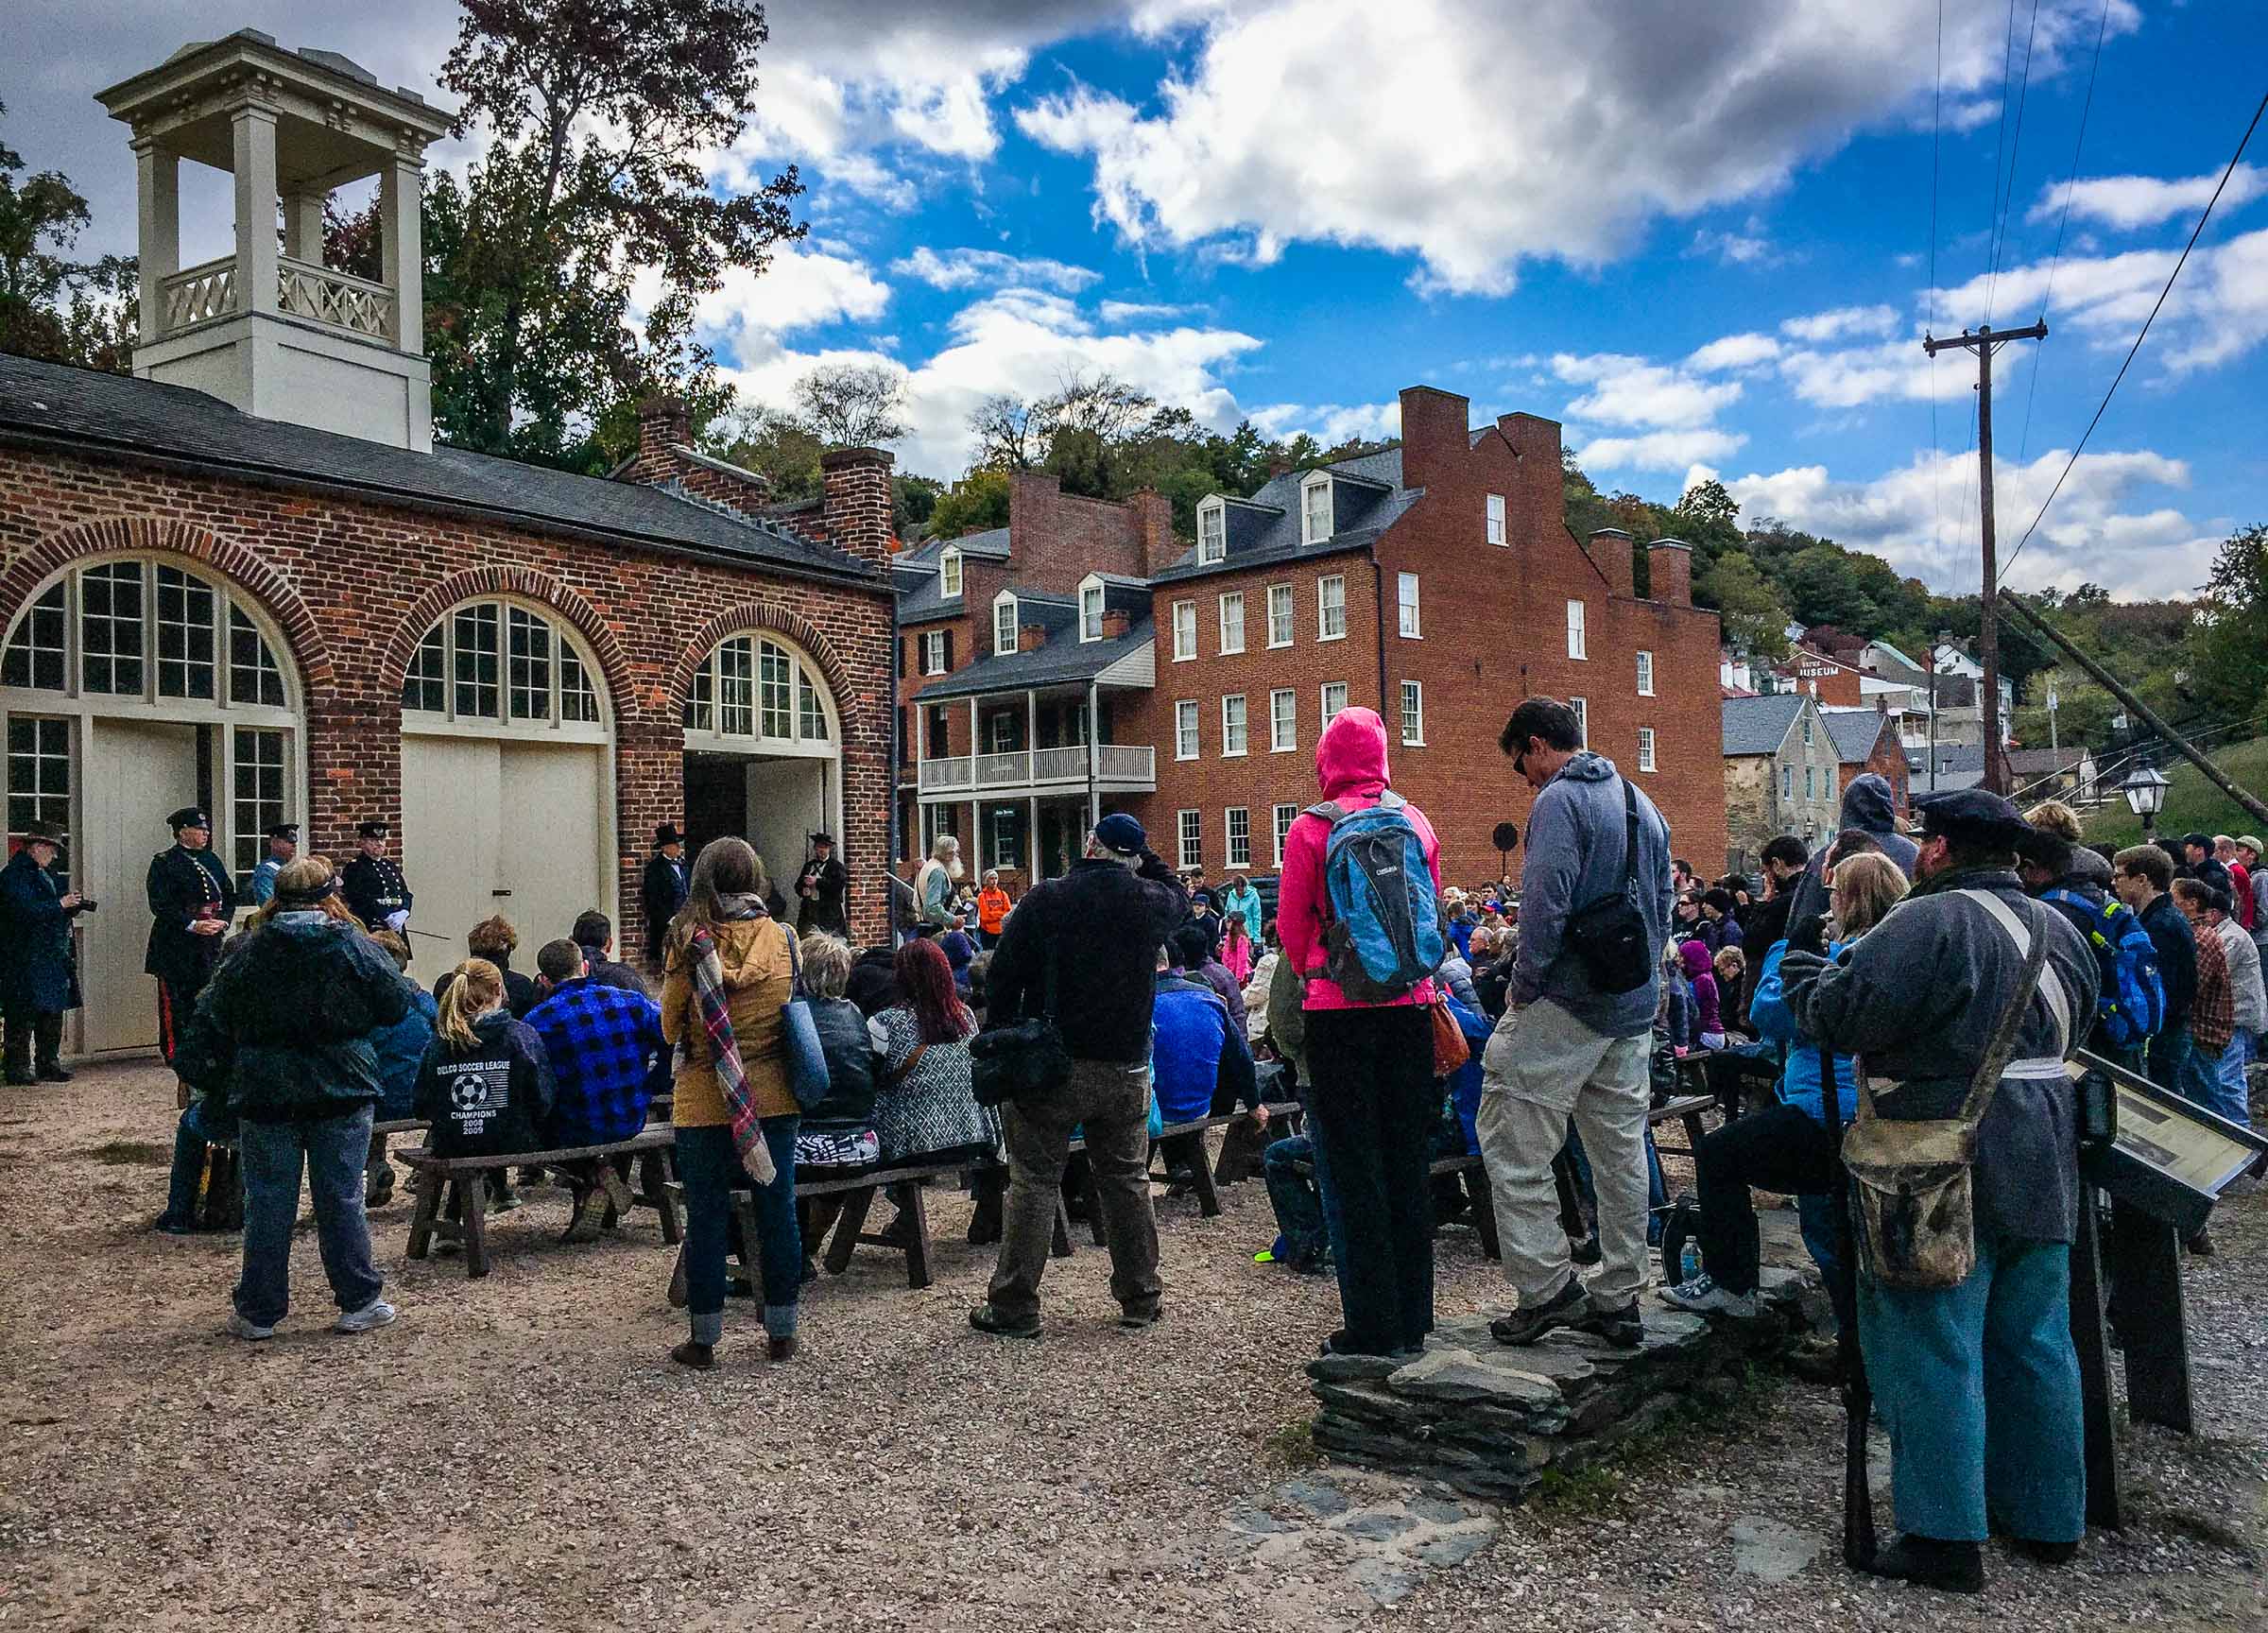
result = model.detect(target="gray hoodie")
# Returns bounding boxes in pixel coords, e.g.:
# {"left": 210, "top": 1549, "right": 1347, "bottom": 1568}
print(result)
{"left": 1511, "top": 751, "right": 1675, "bottom": 1039}
{"left": 1786, "top": 771, "right": 1919, "bottom": 925}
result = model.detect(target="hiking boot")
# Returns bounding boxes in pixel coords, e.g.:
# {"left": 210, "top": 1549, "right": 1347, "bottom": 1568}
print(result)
{"left": 365, "top": 1171, "right": 396, "bottom": 1210}
{"left": 152, "top": 1212, "right": 197, "bottom": 1237}
{"left": 767, "top": 1335, "right": 799, "bottom": 1364}
{"left": 225, "top": 1311, "right": 276, "bottom": 1342}
{"left": 1659, "top": 1272, "right": 1760, "bottom": 1320}
{"left": 670, "top": 1340, "right": 716, "bottom": 1370}
{"left": 1490, "top": 1276, "right": 1589, "bottom": 1347}
{"left": 2003, "top": 1538, "right": 2079, "bottom": 1566}
{"left": 2, "top": 1069, "right": 32, "bottom": 1088}
{"left": 1578, "top": 1299, "right": 1645, "bottom": 1348}
{"left": 1860, "top": 1534, "right": 1984, "bottom": 1594}
{"left": 1119, "top": 1304, "right": 1162, "bottom": 1331}
{"left": 335, "top": 1298, "right": 398, "bottom": 1335}
{"left": 36, "top": 1060, "right": 71, "bottom": 1083}
{"left": 968, "top": 1302, "right": 1041, "bottom": 1339}
{"left": 2185, "top": 1228, "right": 2215, "bottom": 1257}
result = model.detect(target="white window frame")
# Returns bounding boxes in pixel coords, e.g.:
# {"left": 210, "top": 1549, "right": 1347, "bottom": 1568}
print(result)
{"left": 1221, "top": 694, "right": 1248, "bottom": 757}
{"left": 1638, "top": 726, "right": 1657, "bottom": 772}
{"left": 1079, "top": 580, "right": 1104, "bottom": 643}
{"left": 1269, "top": 687, "right": 1297, "bottom": 752}
{"left": 1172, "top": 599, "right": 1197, "bottom": 662}
{"left": 1400, "top": 679, "right": 1424, "bottom": 747}
{"left": 1486, "top": 492, "right": 1507, "bottom": 546}
{"left": 1226, "top": 806, "right": 1251, "bottom": 870}
{"left": 1570, "top": 695, "right": 1588, "bottom": 747}
{"left": 1782, "top": 765, "right": 1793, "bottom": 800}
{"left": 1300, "top": 473, "right": 1333, "bottom": 545}
{"left": 920, "top": 629, "right": 948, "bottom": 676}
{"left": 1567, "top": 598, "right": 1588, "bottom": 661}
{"left": 1266, "top": 584, "right": 1295, "bottom": 648}
{"left": 1177, "top": 809, "right": 1203, "bottom": 871}
{"left": 1273, "top": 803, "right": 1297, "bottom": 868}
{"left": 1197, "top": 499, "right": 1227, "bottom": 565}
{"left": 992, "top": 593, "right": 1018, "bottom": 657}
{"left": 1397, "top": 572, "right": 1420, "bottom": 640}
{"left": 1317, "top": 575, "right": 1346, "bottom": 642}
{"left": 938, "top": 547, "right": 963, "bottom": 600}
{"left": 1321, "top": 681, "right": 1349, "bottom": 727}
{"left": 1175, "top": 699, "right": 1200, "bottom": 762}
{"left": 1218, "top": 592, "right": 1246, "bottom": 656}
{"left": 1636, "top": 649, "right": 1655, "bottom": 697}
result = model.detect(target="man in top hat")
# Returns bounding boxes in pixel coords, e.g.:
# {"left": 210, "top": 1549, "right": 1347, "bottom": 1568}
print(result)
{"left": 244, "top": 822, "right": 300, "bottom": 907}
{"left": 1777, "top": 787, "right": 2098, "bottom": 1593}
{"left": 794, "top": 831, "right": 849, "bottom": 938}
{"left": 643, "top": 822, "right": 689, "bottom": 967}
{"left": 146, "top": 807, "right": 236, "bottom": 1082}
{"left": 2, "top": 820, "right": 90, "bottom": 1085}
{"left": 340, "top": 820, "right": 412, "bottom": 934}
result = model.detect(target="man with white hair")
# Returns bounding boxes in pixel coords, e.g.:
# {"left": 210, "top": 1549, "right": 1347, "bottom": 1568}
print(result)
{"left": 914, "top": 834, "right": 966, "bottom": 935}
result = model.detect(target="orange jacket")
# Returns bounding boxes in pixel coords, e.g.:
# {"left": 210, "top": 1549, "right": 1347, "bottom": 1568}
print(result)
{"left": 976, "top": 887, "right": 1012, "bottom": 935}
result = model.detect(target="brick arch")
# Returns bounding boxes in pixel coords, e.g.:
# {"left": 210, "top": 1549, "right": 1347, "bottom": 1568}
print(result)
{"left": 0, "top": 515, "right": 337, "bottom": 694}
{"left": 667, "top": 599, "right": 856, "bottom": 715}
{"left": 378, "top": 564, "right": 633, "bottom": 714}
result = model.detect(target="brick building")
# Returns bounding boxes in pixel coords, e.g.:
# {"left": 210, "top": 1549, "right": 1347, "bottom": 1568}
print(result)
{"left": 894, "top": 385, "right": 1727, "bottom": 891}
{"left": 0, "top": 34, "right": 896, "bottom": 1056}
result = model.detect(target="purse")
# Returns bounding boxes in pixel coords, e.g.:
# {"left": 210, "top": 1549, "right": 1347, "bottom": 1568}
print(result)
{"left": 1840, "top": 892, "right": 2059, "bottom": 1291}
{"left": 1564, "top": 779, "right": 1654, "bottom": 995}
{"left": 1430, "top": 995, "right": 1469, "bottom": 1078}
{"left": 779, "top": 926, "right": 832, "bottom": 1111}
{"left": 969, "top": 937, "right": 1073, "bottom": 1108}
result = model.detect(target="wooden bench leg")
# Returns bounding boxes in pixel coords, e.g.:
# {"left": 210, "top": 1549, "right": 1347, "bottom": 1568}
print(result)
{"left": 642, "top": 1151, "right": 681, "bottom": 1245}
{"left": 1169, "top": 1132, "right": 1222, "bottom": 1218}
{"left": 824, "top": 1185, "right": 875, "bottom": 1276}
{"left": 666, "top": 1243, "right": 689, "bottom": 1308}
{"left": 1087, "top": 1161, "right": 1108, "bottom": 1246}
{"left": 405, "top": 1169, "right": 441, "bottom": 1261}
{"left": 1051, "top": 1195, "right": 1074, "bottom": 1259}
{"left": 1468, "top": 1164, "right": 1502, "bottom": 1261}
{"left": 730, "top": 1189, "right": 764, "bottom": 1301}
{"left": 897, "top": 1179, "right": 933, "bottom": 1291}
{"left": 1681, "top": 1109, "right": 1709, "bottom": 1160}
{"left": 460, "top": 1173, "right": 491, "bottom": 1279}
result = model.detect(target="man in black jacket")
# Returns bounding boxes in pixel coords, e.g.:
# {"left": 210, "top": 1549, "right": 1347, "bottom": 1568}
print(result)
{"left": 642, "top": 823, "right": 689, "bottom": 968}
{"left": 971, "top": 812, "right": 1188, "bottom": 1338}
{"left": 2114, "top": 844, "right": 2197, "bottom": 1091}
{"left": 146, "top": 806, "right": 235, "bottom": 1094}
{"left": 339, "top": 819, "right": 413, "bottom": 934}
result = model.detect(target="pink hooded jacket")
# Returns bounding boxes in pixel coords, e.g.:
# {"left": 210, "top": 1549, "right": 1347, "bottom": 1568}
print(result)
{"left": 1279, "top": 707, "right": 1442, "bottom": 1012}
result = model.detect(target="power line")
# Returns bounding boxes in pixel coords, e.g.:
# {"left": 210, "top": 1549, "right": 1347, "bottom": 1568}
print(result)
{"left": 1984, "top": 0, "right": 2043, "bottom": 329}
{"left": 1999, "top": 84, "right": 2268, "bottom": 585}
{"left": 1980, "top": 0, "right": 2022, "bottom": 326}
{"left": 2018, "top": 0, "right": 2113, "bottom": 465}
{"left": 1928, "top": 0, "right": 1946, "bottom": 570}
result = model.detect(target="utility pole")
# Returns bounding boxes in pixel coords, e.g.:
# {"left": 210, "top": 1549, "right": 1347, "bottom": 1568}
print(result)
{"left": 1923, "top": 320, "right": 2048, "bottom": 796}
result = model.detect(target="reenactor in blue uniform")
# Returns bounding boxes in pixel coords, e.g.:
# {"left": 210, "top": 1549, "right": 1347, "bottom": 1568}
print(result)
{"left": 146, "top": 806, "right": 235, "bottom": 1090}
{"left": 340, "top": 818, "right": 413, "bottom": 933}
{"left": 244, "top": 822, "right": 299, "bottom": 906}
{"left": 2, "top": 820, "right": 90, "bottom": 1085}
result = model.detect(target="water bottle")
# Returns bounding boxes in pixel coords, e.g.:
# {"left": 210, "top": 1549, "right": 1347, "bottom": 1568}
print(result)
{"left": 1678, "top": 1240, "right": 1702, "bottom": 1284}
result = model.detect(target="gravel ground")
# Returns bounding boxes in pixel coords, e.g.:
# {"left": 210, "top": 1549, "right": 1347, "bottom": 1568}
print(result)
{"left": 1, "top": 1061, "right": 2262, "bottom": 1631}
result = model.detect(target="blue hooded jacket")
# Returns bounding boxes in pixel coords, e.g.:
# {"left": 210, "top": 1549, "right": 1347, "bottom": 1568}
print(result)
{"left": 1748, "top": 937, "right": 1857, "bottom": 1124}
{"left": 1150, "top": 972, "right": 1256, "bottom": 1124}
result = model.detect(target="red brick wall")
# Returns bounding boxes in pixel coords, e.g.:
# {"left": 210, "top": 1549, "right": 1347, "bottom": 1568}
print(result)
{"left": 1007, "top": 473, "right": 1150, "bottom": 591}
{"left": 0, "top": 447, "right": 898, "bottom": 944}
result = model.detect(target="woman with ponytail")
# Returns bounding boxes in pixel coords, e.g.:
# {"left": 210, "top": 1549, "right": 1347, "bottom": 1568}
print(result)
{"left": 413, "top": 957, "right": 553, "bottom": 1162}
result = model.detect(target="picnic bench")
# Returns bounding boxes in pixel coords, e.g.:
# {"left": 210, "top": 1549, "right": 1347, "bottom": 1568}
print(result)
{"left": 401, "top": 1126, "right": 679, "bottom": 1278}
{"left": 1064, "top": 1102, "right": 1303, "bottom": 1246}
{"left": 1646, "top": 1092, "right": 1716, "bottom": 1161}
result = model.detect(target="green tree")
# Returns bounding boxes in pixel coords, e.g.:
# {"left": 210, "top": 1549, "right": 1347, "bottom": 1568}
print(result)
{"left": 0, "top": 104, "right": 137, "bottom": 371}
{"left": 1699, "top": 549, "right": 1793, "bottom": 661}
{"left": 927, "top": 469, "right": 1013, "bottom": 540}
{"left": 2190, "top": 523, "right": 2268, "bottom": 720}
{"left": 713, "top": 404, "right": 822, "bottom": 504}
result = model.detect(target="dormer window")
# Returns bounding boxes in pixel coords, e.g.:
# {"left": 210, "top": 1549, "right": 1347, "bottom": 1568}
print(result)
{"left": 992, "top": 593, "right": 1018, "bottom": 656}
{"left": 1197, "top": 499, "right": 1227, "bottom": 565}
{"left": 1300, "top": 474, "right": 1332, "bottom": 545}
{"left": 939, "top": 547, "right": 963, "bottom": 599}
{"left": 1079, "top": 578, "right": 1105, "bottom": 643}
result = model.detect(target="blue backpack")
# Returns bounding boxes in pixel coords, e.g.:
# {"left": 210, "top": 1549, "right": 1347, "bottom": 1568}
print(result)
{"left": 2040, "top": 887, "right": 2165, "bottom": 1050}
{"left": 1304, "top": 792, "right": 1444, "bottom": 1002}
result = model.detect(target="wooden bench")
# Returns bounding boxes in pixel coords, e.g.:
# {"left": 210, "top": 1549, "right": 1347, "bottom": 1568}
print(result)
{"left": 401, "top": 1126, "right": 679, "bottom": 1278}
{"left": 1646, "top": 1092, "right": 1716, "bottom": 1161}
{"left": 1063, "top": 1101, "right": 1302, "bottom": 1244}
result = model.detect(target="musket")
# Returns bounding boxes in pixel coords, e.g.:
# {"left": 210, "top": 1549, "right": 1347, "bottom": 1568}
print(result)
{"left": 1820, "top": 1031, "right": 1877, "bottom": 1570}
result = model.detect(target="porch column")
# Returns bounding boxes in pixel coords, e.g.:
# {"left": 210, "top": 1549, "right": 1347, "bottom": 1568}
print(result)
{"left": 1030, "top": 794, "right": 1041, "bottom": 881}
{"left": 1025, "top": 689, "right": 1038, "bottom": 762}
{"left": 1087, "top": 679, "right": 1102, "bottom": 828}
{"left": 132, "top": 138, "right": 178, "bottom": 341}
{"left": 230, "top": 100, "right": 281, "bottom": 318}
{"left": 969, "top": 799, "right": 980, "bottom": 873}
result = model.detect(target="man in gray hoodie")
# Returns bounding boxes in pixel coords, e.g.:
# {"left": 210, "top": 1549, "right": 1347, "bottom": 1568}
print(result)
{"left": 1784, "top": 772, "right": 1918, "bottom": 926}
{"left": 1479, "top": 697, "right": 1675, "bottom": 1348}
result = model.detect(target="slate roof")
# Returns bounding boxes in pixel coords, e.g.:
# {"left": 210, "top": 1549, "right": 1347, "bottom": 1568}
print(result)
{"left": 1821, "top": 710, "right": 1893, "bottom": 765}
{"left": 1722, "top": 693, "right": 1808, "bottom": 756}
{"left": 912, "top": 620, "right": 1155, "bottom": 702}
{"left": 1151, "top": 450, "right": 1424, "bottom": 583}
{"left": 0, "top": 352, "right": 878, "bottom": 586}
{"left": 1906, "top": 744, "right": 1987, "bottom": 793}
{"left": 899, "top": 527, "right": 1011, "bottom": 564}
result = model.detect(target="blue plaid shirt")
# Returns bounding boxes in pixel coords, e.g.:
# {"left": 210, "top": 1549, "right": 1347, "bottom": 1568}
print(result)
{"left": 524, "top": 977, "right": 666, "bottom": 1145}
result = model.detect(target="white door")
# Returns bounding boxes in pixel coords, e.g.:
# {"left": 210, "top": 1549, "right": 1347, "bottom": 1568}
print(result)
{"left": 744, "top": 756, "right": 829, "bottom": 883}
{"left": 83, "top": 718, "right": 200, "bottom": 1053}
{"left": 401, "top": 735, "right": 503, "bottom": 980}
{"left": 496, "top": 741, "right": 605, "bottom": 957}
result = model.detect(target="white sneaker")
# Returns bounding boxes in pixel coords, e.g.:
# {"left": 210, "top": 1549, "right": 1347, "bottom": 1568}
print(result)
{"left": 1658, "top": 1273, "right": 1759, "bottom": 1320}
{"left": 335, "top": 1298, "right": 398, "bottom": 1334}
{"left": 226, "top": 1311, "right": 276, "bottom": 1341}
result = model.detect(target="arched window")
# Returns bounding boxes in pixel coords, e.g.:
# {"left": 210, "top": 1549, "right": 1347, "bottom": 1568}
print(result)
{"left": 682, "top": 632, "right": 836, "bottom": 753}
{"left": 401, "top": 598, "right": 605, "bottom": 735}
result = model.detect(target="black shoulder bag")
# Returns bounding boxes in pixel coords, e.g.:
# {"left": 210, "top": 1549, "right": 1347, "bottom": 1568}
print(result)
{"left": 969, "top": 935, "right": 1074, "bottom": 1108}
{"left": 1563, "top": 778, "right": 1654, "bottom": 994}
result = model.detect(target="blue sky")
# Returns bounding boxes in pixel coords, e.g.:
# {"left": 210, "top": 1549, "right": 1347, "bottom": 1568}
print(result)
{"left": 15, "top": 0, "right": 2266, "bottom": 600}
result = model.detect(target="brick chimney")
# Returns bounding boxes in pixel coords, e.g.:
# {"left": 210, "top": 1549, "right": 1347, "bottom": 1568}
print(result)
{"left": 1101, "top": 608, "right": 1131, "bottom": 640}
{"left": 1017, "top": 623, "right": 1047, "bottom": 652}
{"left": 1585, "top": 526, "right": 1637, "bottom": 597}
{"left": 638, "top": 394, "right": 691, "bottom": 465}
{"left": 1397, "top": 385, "right": 1471, "bottom": 493}
{"left": 1129, "top": 488, "right": 1178, "bottom": 577}
{"left": 820, "top": 446, "right": 895, "bottom": 570}
{"left": 1648, "top": 537, "right": 1693, "bottom": 606}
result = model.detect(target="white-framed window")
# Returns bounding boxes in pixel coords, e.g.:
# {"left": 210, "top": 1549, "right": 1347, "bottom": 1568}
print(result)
{"left": 1173, "top": 599, "right": 1197, "bottom": 662}
{"left": 1638, "top": 727, "right": 1657, "bottom": 772}
{"left": 1273, "top": 802, "right": 1297, "bottom": 868}
{"left": 1317, "top": 575, "right": 1346, "bottom": 641}
{"left": 992, "top": 593, "right": 1018, "bottom": 656}
{"left": 1080, "top": 581, "right": 1104, "bottom": 643}
{"left": 1782, "top": 765, "right": 1793, "bottom": 799}
{"left": 1267, "top": 584, "right": 1294, "bottom": 648}
{"left": 920, "top": 630, "right": 948, "bottom": 676}
{"left": 7, "top": 715, "right": 72, "bottom": 854}
{"left": 1197, "top": 500, "right": 1227, "bottom": 565}
{"left": 1486, "top": 492, "right": 1507, "bottom": 546}
{"left": 1219, "top": 592, "right": 1246, "bottom": 655}
{"left": 1321, "top": 681, "right": 1349, "bottom": 726}
{"left": 1177, "top": 809, "right": 1203, "bottom": 871}
{"left": 1226, "top": 806, "right": 1251, "bottom": 869}
{"left": 1270, "top": 687, "right": 1297, "bottom": 752}
{"left": 1221, "top": 694, "right": 1248, "bottom": 757}
{"left": 1400, "top": 680, "right": 1425, "bottom": 747}
{"left": 680, "top": 632, "right": 830, "bottom": 746}
{"left": 1806, "top": 765, "right": 1815, "bottom": 799}
{"left": 938, "top": 547, "right": 963, "bottom": 599}
{"left": 1637, "top": 649, "right": 1655, "bottom": 697}
{"left": 1570, "top": 695, "right": 1588, "bottom": 747}
{"left": 6, "top": 559, "right": 293, "bottom": 716}
{"left": 1567, "top": 598, "right": 1587, "bottom": 660}
{"left": 404, "top": 598, "right": 605, "bottom": 731}
{"left": 1300, "top": 474, "right": 1332, "bottom": 545}
{"left": 1175, "top": 699, "right": 1200, "bottom": 761}
{"left": 988, "top": 711, "right": 1017, "bottom": 753}
{"left": 989, "top": 806, "right": 1021, "bottom": 868}
{"left": 1397, "top": 572, "right": 1421, "bottom": 639}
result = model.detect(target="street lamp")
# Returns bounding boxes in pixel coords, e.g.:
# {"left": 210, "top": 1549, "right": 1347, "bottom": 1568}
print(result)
{"left": 2122, "top": 764, "right": 2171, "bottom": 848}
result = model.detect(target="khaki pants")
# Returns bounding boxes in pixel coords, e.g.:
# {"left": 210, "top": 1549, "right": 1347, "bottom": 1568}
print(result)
{"left": 1475, "top": 997, "right": 1654, "bottom": 1309}
{"left": 987, "top": 1058, "right": 1160, "bottom": 1320}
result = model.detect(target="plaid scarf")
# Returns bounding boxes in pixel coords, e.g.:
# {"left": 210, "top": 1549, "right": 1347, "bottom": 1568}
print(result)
{"left": 687, "top": 895, "right": 777, "bottom": 1184}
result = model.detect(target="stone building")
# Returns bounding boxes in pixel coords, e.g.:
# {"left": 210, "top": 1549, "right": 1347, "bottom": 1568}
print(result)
{"left": 1721, "top": 692, "right": 1844, "bottom": 870}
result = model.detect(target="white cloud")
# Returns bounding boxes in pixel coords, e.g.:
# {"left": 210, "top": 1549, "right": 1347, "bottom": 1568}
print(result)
{"left": 1779, "top": 303, "right": 1901, "bottom": 342}
{"left": 1578, "top": 429, "right": 1749, "bottom": 472}
{"left": 1247, "top": 401, "right": 1402, "bottom": 445}
{"left": 1687, "top": 333, "right": 1783, "bottom": 371}
{"left": 1776, "top": 336, "right": 1941, "bottom": 408}
{"left": 1689, "top": 224, "right": 1778, "bottom": 266}
{"left": 1097, "top": 299, "right": 1194, "bottom": 324}
{"left": 1551, "top": 352, "right": 1743, "bottom": 428}
{"left": 2027, "top": 163, "right": 2266, "bottom": 232}
{"left": 890, "top": 246, "right": 1101, "bottom": 293}
{"left": 1016, "top": 0, "right": 2129, "bottom": 295}
{"left": 688, "top": 241, "right": 894, "bottom": 339}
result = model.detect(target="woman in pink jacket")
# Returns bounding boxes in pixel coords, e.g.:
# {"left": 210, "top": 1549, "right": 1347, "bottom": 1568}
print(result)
{"left": 1278, "top": 707, "right": 1444, "bottom": 1356}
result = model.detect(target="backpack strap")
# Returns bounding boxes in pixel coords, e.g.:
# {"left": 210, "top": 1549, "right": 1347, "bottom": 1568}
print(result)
{"left": 1304, "top": 801, "right": 1347, "bottom": 824}
{"left": 1953, "top": 889, "right": 2065, "bottom": 1118}
{"left": 1619, "top": 777, "right": 1641, "bottom": 893}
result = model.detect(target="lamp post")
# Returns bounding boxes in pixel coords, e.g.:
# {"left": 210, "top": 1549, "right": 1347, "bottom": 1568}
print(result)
{"left": 2122, "top": 763, "right": 2171, "bottom": 850}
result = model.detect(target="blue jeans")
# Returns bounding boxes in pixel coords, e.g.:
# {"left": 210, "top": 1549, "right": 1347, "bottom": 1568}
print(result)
{"left": 676, "top": 1119, "right": 799, "bottom": 1343}
{"left": 2212, "top": 1028, "right": 2254, "bottom": 1128}
{"left": 233, "top": 1105, "right": 384, "bottom": 1328}
{"left": 1262, "top": 1134, "right": 1326, "bottom": 1268}
{"left": 2174, "top": 1028, "right": 2246, "bottom": 1127}
{"left": 1858, "top": 1235, "right": 2084, "bottom": 1544}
